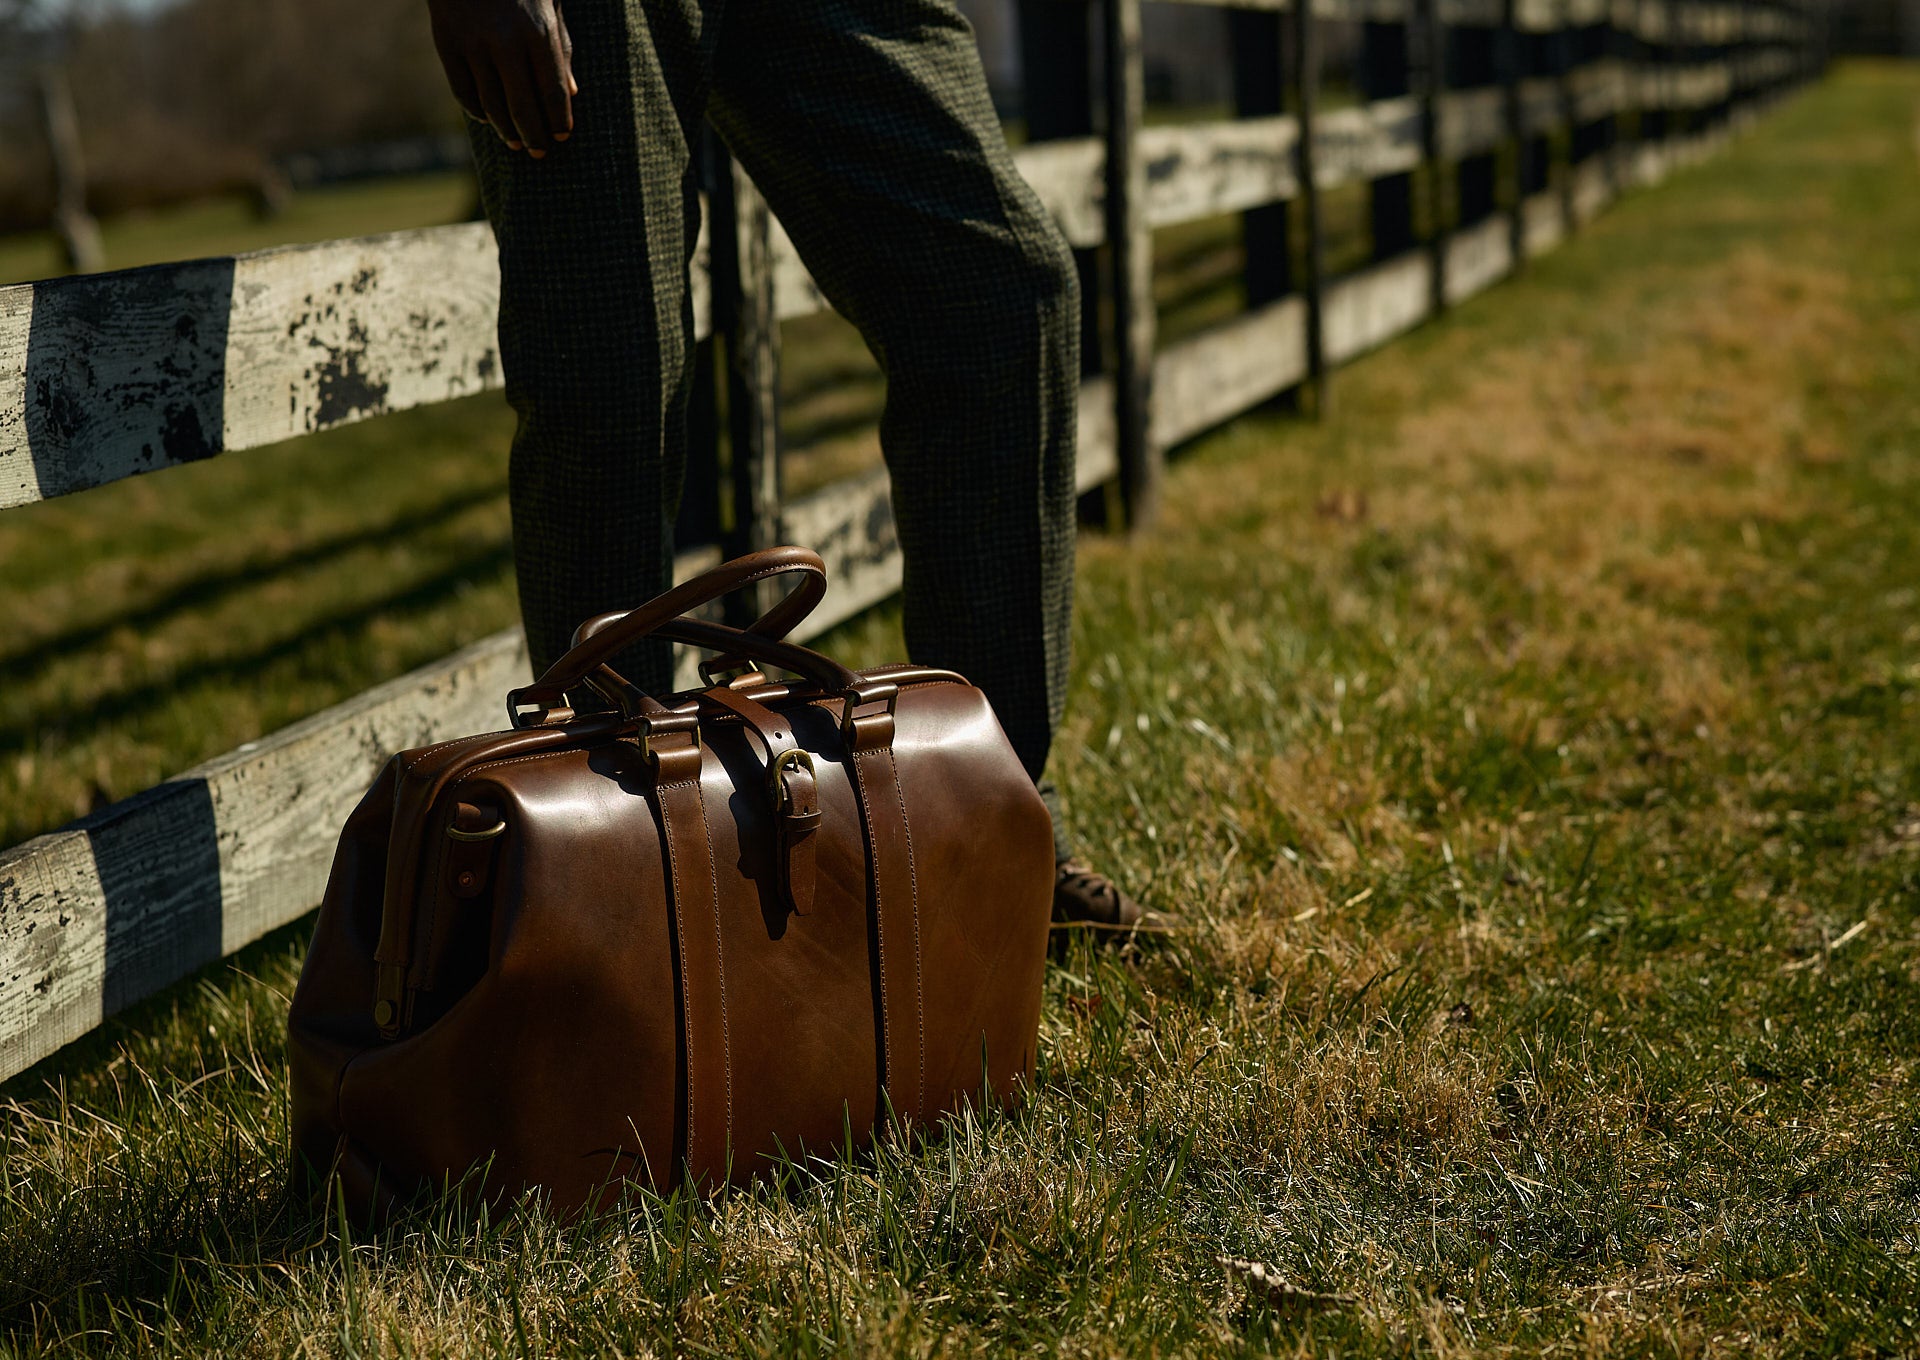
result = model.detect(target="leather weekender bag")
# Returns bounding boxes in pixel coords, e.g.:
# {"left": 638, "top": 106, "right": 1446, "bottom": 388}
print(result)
{"left": 287, "top": 546, "right": 1055, "bottom": 1216}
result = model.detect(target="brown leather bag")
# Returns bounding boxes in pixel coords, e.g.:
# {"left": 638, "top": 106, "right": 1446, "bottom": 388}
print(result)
{"left": 287, "top": 547, "right": 1054, "bottom": 1216}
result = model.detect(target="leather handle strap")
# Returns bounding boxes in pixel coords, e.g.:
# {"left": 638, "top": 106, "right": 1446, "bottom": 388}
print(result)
{"left": 697, "top": 685, "right": 820, "bottom": 919}
{"left": 510, "top": 547, "right": 829, "bottom": 716}
{"left": 564, "top": 617, "right": 890, "bottom": 733}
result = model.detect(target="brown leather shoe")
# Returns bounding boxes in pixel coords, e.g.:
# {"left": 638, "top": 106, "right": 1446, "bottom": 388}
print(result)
{"left": 1051, "top": 860, "right": 1179, "bottom": 936}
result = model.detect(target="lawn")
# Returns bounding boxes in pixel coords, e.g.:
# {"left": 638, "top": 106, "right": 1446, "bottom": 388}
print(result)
{"left": 2, "top": 61, "right": 1918, "bottom": 1357}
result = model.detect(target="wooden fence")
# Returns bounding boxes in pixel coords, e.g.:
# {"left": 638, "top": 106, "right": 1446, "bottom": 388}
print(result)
{"left": 0, "top": 0, "right": 1825, "bottom": 1083}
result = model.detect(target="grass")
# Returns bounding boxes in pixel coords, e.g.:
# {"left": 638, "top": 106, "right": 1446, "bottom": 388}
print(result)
{"left": 3, "top": 61, "right": 1919, "bottom": 1356}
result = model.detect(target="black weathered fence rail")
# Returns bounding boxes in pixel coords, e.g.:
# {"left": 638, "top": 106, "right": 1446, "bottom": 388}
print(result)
{"left": 0, "top": 0, "right": 1825, "bottom": 1081}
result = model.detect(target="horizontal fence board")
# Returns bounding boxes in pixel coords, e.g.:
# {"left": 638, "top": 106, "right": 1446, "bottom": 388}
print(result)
{"left": 1520, "top": 78, "right": 1568, "bottom": 139}
{"left": 1323, "top": 251, "right": 1434, "bottom": 366}
{"left": 1014, "top": 139, "right": 1108, "bottom": 249}
{"left": 1, "top": 220, "right": 714, "bottom": 513}
{"left": 1076, "top": 377, "right": 1121, "bottom": 492}
{"left": 1142, "top": 116, "right": 1305, "bottom": 229}
{"left": 1569, "top": 62, "right": 1630, "bottom": 126}
{"left": 1570, "top": 158, "right": 1616, "bottom": 224}
{"left": 1441, "top": 88, "right": 1510, "bottom": 162}
{"left": 1522, "top": 191, "right": 1570, "bottom": 257}
{"left": 1443, "top": 214, "right": 1518, "bottom": 305}
{"left": 1152, "top": 297, "right": 1308, "bottom": 449}
{"left": 0, "top": 549, "right": 725, "bottom": 1085}
{"left": 221, "top": 226, "right": 504, "bottom": 455}
{"left": 778, "top": 466, "right": 902, "bottom": 640}
{"left": 1314, "top": 97, "right": 1424, "bottom": 189}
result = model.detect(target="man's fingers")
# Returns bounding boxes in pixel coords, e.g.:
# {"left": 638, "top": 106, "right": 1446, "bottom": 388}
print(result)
{"left": 557, "top": 3, "right": 578, "bottom": 100}
{"left": 471, "top": 56, "right": 522, "bottom": 151}
{"left": 433, "top": 31, "right": 487, "bottom": 122}
{"left": 538, "top": 20, "right": 574, "bottom": 141}
{"left": 495, "top": 45, "right": 555, "bottom": 155}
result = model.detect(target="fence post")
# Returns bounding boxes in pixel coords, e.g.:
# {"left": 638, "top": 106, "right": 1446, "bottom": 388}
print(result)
{"left": 678, "top": 131, "right": 728, "bottom": 560}
{"left": 36, "top": 63, "right": 103, "bottom": 275}
{"left": 1414, "top": 0, "right": 1449, "bottom": 312}
{"left": 708, "top": 151, "right": 783, "bottom": 624}
{"left": 1102, "top": 0, "right": 1160, "bottom": 528}
{"left": 1230, "top": 9, "right": 1294, "bottom": 310}
{"left": 1553, "top": 1, "right": 1579, "bottom": 232}
{"left": 1363, "top": 12, "right": 1418, "bottom": 262}
{"left": 1454, "top": 21, "right": 1501, "bottom": 225}
{"left": 1501, "top": 0, "right": 1529, "bottom": 265}
{"left": 1290, "top": 0, "right": 1330, "bottom": 415}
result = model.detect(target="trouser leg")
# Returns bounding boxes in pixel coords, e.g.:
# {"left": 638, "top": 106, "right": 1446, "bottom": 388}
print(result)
{"left": 707, "top": 0, "right": 1080, "bottom": 785}
{"left": 470, "top": 0, "right": 720, "bottom": 693}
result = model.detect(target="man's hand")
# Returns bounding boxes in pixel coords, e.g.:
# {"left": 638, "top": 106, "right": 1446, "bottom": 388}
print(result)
{"left": 429, "top": 0, "right": 577, "bottom": 158}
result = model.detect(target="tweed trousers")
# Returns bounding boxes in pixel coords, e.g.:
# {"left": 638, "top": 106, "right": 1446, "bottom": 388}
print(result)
{"left": 470, "top": 0, "right": 1080, "bottom": 790}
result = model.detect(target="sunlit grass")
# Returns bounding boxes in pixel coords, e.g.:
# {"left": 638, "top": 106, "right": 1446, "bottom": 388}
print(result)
{"left": 1, "top": 62, "right": 1917, "bottom": 1357}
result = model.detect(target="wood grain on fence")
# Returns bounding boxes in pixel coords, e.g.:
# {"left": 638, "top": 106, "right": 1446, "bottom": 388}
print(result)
{"left": 0, "top": 0, "right": 1823, "bottom": 1081}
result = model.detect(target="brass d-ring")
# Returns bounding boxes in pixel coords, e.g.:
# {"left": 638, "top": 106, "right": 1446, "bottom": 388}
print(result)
{"left": 446, "top": 819, "right": 507, "bottom": 842}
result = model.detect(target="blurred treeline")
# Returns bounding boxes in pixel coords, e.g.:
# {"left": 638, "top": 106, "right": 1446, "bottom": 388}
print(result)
{"left": 0, "top": 0, "right": 459, "bottom": 231}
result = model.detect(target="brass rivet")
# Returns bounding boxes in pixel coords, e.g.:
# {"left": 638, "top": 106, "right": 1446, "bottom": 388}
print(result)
{"left": 374, "top": 1000, "right": 396, "bottom": 1028}
{"left": 457, "top": 871, "right": 477, "bottom": 889}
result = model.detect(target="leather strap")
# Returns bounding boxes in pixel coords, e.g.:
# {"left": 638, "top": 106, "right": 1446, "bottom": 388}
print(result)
{"left": 652, "top": 735, "right": 732, "bottom": 1188}
{"left": 697, "top": 685, "right": 820, "bottom": 918}
{"left": 512, "top": 548, "right": 830, "bottom": 716}
{"left": 844, "top": 706, "right": 926, "bottom": 1128}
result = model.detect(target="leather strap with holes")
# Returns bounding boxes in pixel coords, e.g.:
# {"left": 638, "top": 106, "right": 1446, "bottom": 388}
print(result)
{"left": 697, "top": 685, "right": 820, "bottom": 918}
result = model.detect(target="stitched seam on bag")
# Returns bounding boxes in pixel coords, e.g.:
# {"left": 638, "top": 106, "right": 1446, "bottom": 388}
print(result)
{"left": 657, "top": 778, "right": 699, "bottom": 1173}
{"left": 693, "top": 786, "right": 732, "bottom": 1163}
{"left": 398, "top": 735, "right": 484, "bottom": 774}
{"left": 459, "top": 749, "right": 576, "bottom": 777}
{"left": 885, "top": 748, "right": 926, "bottom": 1119}
{"left": 851, "top": 750, "right": 891, "bottom": 1110}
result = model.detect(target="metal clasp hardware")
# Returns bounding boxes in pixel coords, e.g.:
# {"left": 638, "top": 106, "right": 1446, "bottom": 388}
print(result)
{"left": 838, "top": 684, "right": 899, "bottom": 738}
{"left": 768, "top": 747, "right": 816, "bottom": 811}
{"left": 508, "top": 696, "right": 574, "bottom": 730}
{"left": 446, "top": 818, "right": 507, "bottom": 842}
{"left": 636, "top": 714, "right": 702, "bottom": 767}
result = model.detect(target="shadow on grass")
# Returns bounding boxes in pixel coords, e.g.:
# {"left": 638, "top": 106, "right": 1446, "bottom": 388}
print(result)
{"left": 0, "top": 481, "right": 508, "bottom": 690}
{"left": 0, "top": 539, "right": 516, "bottom": 755}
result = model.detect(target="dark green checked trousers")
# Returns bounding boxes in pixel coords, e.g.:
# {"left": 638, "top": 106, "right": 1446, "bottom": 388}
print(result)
{"left": 471, "top": 0, "right": 1080, "bottom": 788}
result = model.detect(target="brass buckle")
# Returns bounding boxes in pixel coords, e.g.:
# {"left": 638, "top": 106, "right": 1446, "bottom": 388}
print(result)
{"left": 768, "top": 747, "right": 816, "bottom": 811}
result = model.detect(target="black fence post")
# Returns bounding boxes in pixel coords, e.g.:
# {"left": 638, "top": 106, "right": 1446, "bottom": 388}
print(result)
{"left": 1454, "top": 22, "right": 1501, "bottom": 225}
{"left": 1102, "top": 0, "right": 1160, "bottom": 528}
{"left": 1291, "top": 0, "right": 1330, "bottom": 415}
{"left": 1363, "top": 15, "right": 1418, "bottom": 262}
{"left": 1016, "top": 0, "right": 1110, "bottom": 525}
{"left": 708, "top": 150, "right": 782, "bottom": 623}
{"left": 1500, "top": 0, "right": 1528, "bottom": 266}
{"left": 1231, "top": 9, "right": 1294, "bottom": 308}
{"left": 679, "top": 130, "right": 727, "bottom": 560}
{"left": 1414, "top": 0, "right": 1449, "bottom": 312}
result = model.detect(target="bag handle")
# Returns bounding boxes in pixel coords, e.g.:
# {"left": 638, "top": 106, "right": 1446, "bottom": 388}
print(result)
{"left": 507, "top": 547, "right": 829, "bottom": 722}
